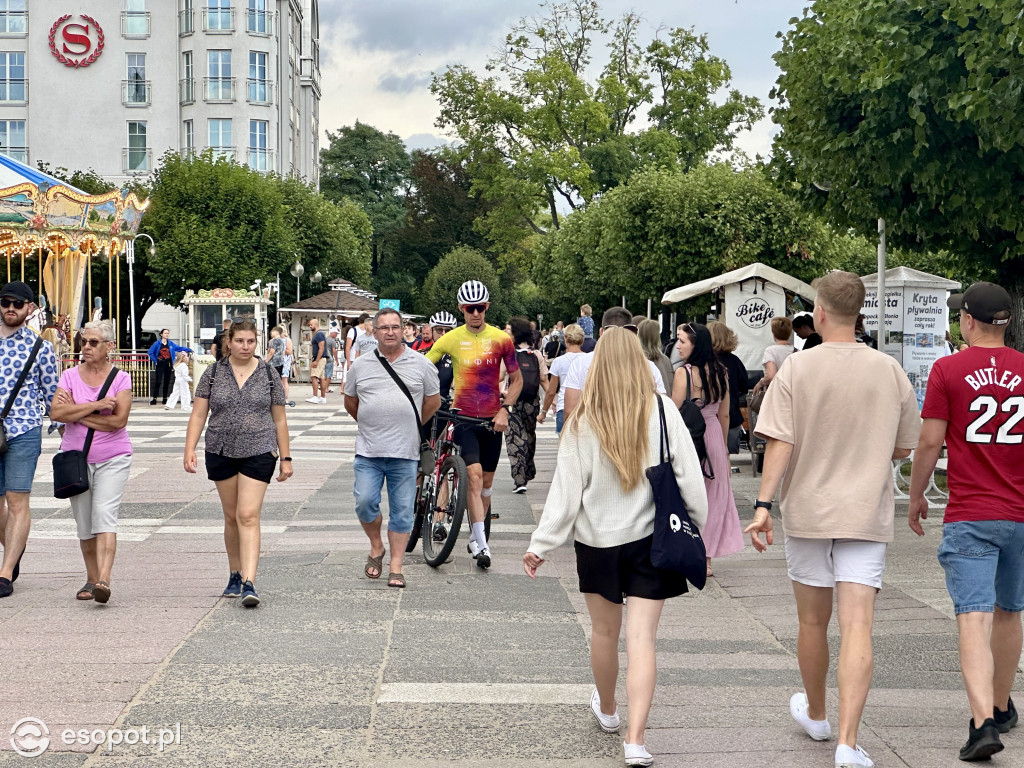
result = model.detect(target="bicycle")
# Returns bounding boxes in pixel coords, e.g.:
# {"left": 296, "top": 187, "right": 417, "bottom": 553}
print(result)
{"left": 406, "top": 408, "right": 494, "bottom": 566}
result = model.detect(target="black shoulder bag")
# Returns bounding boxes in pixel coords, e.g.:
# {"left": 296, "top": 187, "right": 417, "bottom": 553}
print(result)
{"left": 53, "top": 367, "right": 119, "bottom": 499}
{"left": 678, "top": 366, "right": 714, "bottom": 479}
{"left": 374, "top": 350, "right": 434, "bottom": 475}
{"left": 647, "top": 395, "right": 708, "bottom": 590}
{"left": 0, "top": 335, "right": 44, "bottom": 456}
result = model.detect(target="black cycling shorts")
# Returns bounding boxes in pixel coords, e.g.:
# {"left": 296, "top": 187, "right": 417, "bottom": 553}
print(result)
{"left": 453, "top": 423, "right": 503, "bottom": 473}
{"left": 205, "top": 451, "right": 278, "bottom": 484}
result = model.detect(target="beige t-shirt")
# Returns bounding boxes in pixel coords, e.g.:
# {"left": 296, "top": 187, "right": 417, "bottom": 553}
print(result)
{"left": 755, "top": 343, "right": 921, "bottom": 542}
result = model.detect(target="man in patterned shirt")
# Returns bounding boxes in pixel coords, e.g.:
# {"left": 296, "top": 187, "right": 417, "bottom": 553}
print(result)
{"left": 0, "top": 282, "right": 59, "bottom": 597}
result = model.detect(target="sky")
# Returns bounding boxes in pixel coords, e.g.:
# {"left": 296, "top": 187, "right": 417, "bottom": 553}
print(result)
{"left": 316, "top": 0, "right": 808, "bottom": 156}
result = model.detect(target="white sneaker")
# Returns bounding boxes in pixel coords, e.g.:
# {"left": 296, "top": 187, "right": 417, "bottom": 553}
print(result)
{"left": 790, "top": 692, "right": 832, "bottom": 741}
{"left": 623, "top": 742, "right": 653, "bottom": 767}
{"left": 305, "top": 396, "right": 320, "bottom": 404}
{"left": 467, "top": 540, "right": 481, "bottom": 558}
{"left": 835, "top": 744, "right": 873, "bottom": 767}
{"left": 319, "top": 396, "right": 328, "bottom": 404}
{"left": 590, "top": 689, "right": 619, "bottom": 732}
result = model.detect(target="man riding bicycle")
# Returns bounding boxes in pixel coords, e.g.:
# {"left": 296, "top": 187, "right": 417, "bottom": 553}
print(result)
{"left": 426, "top": 282, "right": 521, "bottom": 568}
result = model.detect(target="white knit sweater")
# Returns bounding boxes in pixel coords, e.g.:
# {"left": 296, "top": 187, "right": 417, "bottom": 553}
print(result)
{"left": 528, "top": 394, "right": 709, "bottom": 559}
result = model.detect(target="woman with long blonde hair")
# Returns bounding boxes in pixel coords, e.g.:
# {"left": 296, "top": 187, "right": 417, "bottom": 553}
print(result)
{"left": 524, "top": 328, "right": 708, "bottom": 767}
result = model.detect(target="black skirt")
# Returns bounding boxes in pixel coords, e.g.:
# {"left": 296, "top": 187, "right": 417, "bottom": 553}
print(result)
{"left": 574, "top": 534, "right": 689, "bottom": 605}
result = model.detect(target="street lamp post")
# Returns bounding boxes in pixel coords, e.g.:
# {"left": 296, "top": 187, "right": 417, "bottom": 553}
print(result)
{"left": 130, "top": 233, "right": 155, "bottom": 352}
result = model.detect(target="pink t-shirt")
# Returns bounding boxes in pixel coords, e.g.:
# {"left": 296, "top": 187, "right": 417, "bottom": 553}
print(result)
{"left": 58, "top": 368, "right": 133, "bottom": 463}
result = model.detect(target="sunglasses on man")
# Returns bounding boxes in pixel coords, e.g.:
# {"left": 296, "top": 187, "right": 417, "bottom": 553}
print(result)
{"left": 464, "top": 304, "right": 487, "bottom": 315}
{"left": 0, "top": 298, "right": 26, "bottom": 310}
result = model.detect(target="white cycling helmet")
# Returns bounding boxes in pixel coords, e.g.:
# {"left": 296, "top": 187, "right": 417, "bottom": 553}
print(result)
{"left": 457, "top": 280, "right": 489, "bottom": 305}
{"left": 430, "top": 311, "right": 457, "bottom": 328}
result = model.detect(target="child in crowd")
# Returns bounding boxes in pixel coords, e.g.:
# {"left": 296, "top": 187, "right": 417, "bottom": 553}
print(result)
{"left": 165, "top": 351, "right": 192, "bottom": 412}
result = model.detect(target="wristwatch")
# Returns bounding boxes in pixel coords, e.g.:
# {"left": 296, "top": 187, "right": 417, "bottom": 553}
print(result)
{"left": 502, "top": 403, "right": 513, "bottom": 414}
{"left": 280, "top": 457, "right": 292, "bottom": 462}
{"left": 754, "top": 500, "right": 773, "bottom": 512}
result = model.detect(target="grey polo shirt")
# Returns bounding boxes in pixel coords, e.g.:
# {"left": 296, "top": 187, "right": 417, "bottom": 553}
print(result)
{"left": 345, "top": 348, "right": 440, "bottom": 460}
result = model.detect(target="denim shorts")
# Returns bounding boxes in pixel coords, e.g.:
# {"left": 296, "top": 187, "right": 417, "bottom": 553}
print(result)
{"left": 324, "top": 359, "right": 335, "bottom": 380}
{"left": 0, "top": 426, "right": 42, "bottom": 495}
{"left": 555, "top": 409, "right": 564, "bottom": 435}
{"left": 352, "top": 455, "right": 417, "bottom": 534}
{"left": 938, "top": 520, "right": 1024, "bottom": 615}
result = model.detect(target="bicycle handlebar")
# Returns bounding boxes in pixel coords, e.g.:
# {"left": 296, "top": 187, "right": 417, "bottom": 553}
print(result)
{"left": 434, "top": 409, "right": 495, "bottom": 428}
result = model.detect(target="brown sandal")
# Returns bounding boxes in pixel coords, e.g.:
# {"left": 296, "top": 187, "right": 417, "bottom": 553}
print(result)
{"left": 387, "top": 572, "right": 406, "bottom": 588}
{"left": 364, "top": 550, "right": 385, "bottom": 580}
{"left": 76, "top": 582, "right": 95, "bottom": 601}
{"left": 92, "top": 581, "right": 111, "bottom": 604}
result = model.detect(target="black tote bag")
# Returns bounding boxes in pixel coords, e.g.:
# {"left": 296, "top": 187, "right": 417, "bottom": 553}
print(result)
{"left": 53, "top": 368, "right": 119, "bottom": 500}
{"left": 646, "top": 396, "right": 707, "bottom": 590}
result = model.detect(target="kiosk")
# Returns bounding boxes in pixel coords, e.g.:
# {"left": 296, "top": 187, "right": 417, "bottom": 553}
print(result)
{"left": 182, "top": 288, "right": 272, "bottom": 382}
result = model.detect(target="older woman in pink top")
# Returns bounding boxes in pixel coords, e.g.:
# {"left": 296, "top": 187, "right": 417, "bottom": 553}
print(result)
{"left": 49, "top": 321, "right": 133, "bottom": 604}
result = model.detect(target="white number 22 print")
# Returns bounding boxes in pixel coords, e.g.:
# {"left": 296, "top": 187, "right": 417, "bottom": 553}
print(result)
{"left": 966, "top": 395, "right": 1024, "bottom": 445}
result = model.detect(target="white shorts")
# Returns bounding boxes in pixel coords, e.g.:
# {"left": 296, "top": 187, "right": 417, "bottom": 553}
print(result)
{"left": 70, "top": 454, "right": 132, "bottom": 540}
{"left": 784, "top": 536, "right": 888, "bottom": 589}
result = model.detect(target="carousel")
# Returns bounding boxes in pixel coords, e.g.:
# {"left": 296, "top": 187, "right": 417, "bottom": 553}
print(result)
{"left": 0, "top": 154, "right": 148, "bottom": 356}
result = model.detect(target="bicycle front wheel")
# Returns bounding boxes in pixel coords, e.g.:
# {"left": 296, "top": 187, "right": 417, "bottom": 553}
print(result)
{"left": 406, "top": 477, "right": 430, "bottom": 553}
{"left": 422, "top": 455, "right": 468, "bottom": 567}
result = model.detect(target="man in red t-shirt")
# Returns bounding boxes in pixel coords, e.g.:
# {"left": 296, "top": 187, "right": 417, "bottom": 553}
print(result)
{"left": 910, "top": 281, "right": 1024, "bottom": 761}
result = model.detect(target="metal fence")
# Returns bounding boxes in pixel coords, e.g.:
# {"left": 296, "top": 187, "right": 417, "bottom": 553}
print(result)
{"left": 61, "top": 354, "right": 155, "bottom": 398}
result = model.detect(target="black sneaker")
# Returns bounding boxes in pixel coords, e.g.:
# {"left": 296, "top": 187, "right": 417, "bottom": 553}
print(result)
{"left": 223, "top": 571, "right": 243, "bottom": 598}
{"left": 240, "top": 580, "right": 260, "bottom": 607}
{"left": 995, "top": 698, "right": 1018, "bottom": 733}
{"left": 476, "top": 547, "right": 491, "bottom": 569}
{"left": 0, "top": 577, "right": 12, "bottom": 598}
{"left": 960, "top": 718, "right": 1003, "bottom": 761}
{"left": 11, "top": 549, "right": 22, "bottom": 583}
{"left": 150, "top": 398, "right": 157, "bottom": 405}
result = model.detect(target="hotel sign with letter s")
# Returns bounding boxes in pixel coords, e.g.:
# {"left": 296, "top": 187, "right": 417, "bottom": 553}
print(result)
{"left": 49, "top": 14, "right": 105, "bottom": 68}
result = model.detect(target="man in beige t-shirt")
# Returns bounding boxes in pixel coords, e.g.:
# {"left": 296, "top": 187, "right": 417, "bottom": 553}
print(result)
{"left": 745, "top": 271, "right": 921, "bottom": 768}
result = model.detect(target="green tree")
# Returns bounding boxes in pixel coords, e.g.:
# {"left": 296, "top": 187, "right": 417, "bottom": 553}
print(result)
{"left": 144, "top": 151, "right": 294, "bottom": 306}
{"left": 419, "top": 246, "right": 507, "bottom": 321}
{"left": 771, "top": 0, "right": 1024, "bottom": 346}
{"left": 319, "top": 121, "right": 411, "bottom": 276}
{"left": 431, "top": 0, "right": 762, "bottom": 249}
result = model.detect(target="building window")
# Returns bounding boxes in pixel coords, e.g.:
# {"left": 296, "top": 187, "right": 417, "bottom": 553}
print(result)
{"left": 0, "top": 52, "right": 25, "bottom": 102}
{"left": 179, "top": 0, "right": 194, "bottom": 35}
{"left": 123, "top": 0, "right": 150, "bottom": 38}
{"left": 123, "top": 53, "right": 150, "bottom": 106}
{"left": 205, "top": 50, "right": 233, "bottom": 101}
{"left": 125, "top": 121, "right": 149, "bottom": 172}
{"left": 247, "top": 0, "right": 269, "bottom": 35}
{"left": 247, "top": 51, "right": 269, "bottom": 103}
{"left": 0, "top": 119, "right": 25, "bottom": 163}
{"left": 208, "top": 118, "right": 233, "bottom": 161}
{"left": 0, "top": 0, "right": 26, "bottom": 36}
{"left": 183, "top": 119, "right": 194, "bottom": 155}
{"left": 203, "top": 0, "right": 234, "bottom": 33}
{"left": 180, "top": 51, "right": 194, "bottom": 104}
{"left": 248, "top": 119, "right": 268, "bottom": 171}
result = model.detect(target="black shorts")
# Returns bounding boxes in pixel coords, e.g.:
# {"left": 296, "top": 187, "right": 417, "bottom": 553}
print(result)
{"left": 575, "top": 535, "right": 688, "bottom": 605}
{"left": 205, "top": 451, "right": 278, "bottom": 484}
{"left": 453, "top": 423, "right": 503, "bottom": 473}
{"left": 273, "top": 365, "right": 284, "bottom": 378}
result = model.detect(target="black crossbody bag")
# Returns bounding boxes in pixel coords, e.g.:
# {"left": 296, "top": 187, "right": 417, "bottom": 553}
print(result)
{"left": 53, "top": 368, "right": 119, "bottom": 499}
{"left": 0, "top": 335, "right": 44, "bottom": 456}
{"left": 374, "top": 350, "right": 434, "bottom": 475}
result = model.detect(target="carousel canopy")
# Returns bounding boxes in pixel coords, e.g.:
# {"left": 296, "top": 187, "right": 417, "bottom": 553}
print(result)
{"left": 0, "top": 153, "right": 89, "bottom": 195}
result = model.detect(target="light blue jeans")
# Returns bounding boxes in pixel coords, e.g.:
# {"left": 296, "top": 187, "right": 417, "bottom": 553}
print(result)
{"left": 352, "top": 455, "right": 418, "bottom": 534}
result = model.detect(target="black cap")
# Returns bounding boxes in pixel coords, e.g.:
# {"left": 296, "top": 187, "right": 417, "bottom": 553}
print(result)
{"left": 947, "top": 282, "right": 1012, "bottom": 325}
{"left": 0, "top": 281, "right": 33, "bottom": 303}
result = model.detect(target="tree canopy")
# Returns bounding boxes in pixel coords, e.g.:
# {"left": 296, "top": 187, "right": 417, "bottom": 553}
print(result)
{"left": 419, "top": 246, "right": 507, "bottom": 320}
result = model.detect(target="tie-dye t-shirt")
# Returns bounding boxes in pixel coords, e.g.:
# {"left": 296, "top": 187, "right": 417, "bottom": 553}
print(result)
{"left": 426, "top": 324, "right": 518, "bottom": 418}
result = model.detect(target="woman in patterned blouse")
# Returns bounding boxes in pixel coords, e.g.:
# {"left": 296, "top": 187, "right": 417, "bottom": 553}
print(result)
{"left": 183, "top": 318, "right": 292, "bottom": 608}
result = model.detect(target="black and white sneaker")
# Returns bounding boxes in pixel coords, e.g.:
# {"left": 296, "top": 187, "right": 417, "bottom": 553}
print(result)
{"left": 467, "top": 540, "right": 480, "bottom": 558}
{"left": 513, "top": 485, "right": 527, "bottom": 494}
{"left": 476, "top": 547, "right": 491, "bottom": 569}
{"left": 240, "top": 580, "right": 261, "bottom": 608}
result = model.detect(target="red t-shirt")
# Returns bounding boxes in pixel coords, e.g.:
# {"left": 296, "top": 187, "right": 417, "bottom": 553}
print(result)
{"left": 921, "top": 346, "right": 1024, "bottom": 523}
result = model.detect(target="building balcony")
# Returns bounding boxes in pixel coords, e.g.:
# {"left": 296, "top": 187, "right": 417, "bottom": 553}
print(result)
{"left": 179, "top": 10, "right": 194, "bottom": 36}
{"left": 245, "top": 79, "right": 273, "bottom": 104}
{"left": 179, "top": 78, "right": 195, "bottom": 105}
{"left": 123, "top": 147, "right": 152, "bottom": 174}
{"left": 247, "top": 147, "right": 273, "bottom": 172}
{"left": 202, "top": 8, "right": 234, "bottom": 34}
{"left": 0, "top": 11, "right": 27, "bottom": 37}
{"left": 0, "top": 147, "right": 27, "bottom": 163}
{"left": 121, "top": 11, "right": 150, "bottom": 38}
{"left": 204, "top": 77, "right": 235, "bottom": 102}
{"left": 246, "top": 9, "right": 274, "bottom": 36}
{"left": 122, "top": 80, "right": 152, "bottom": 107}
{"left": 206, "top": 147, "right": 236, "bottom": 162}
{"left": 0, "top": 79, "right": 27, "bottom": 104}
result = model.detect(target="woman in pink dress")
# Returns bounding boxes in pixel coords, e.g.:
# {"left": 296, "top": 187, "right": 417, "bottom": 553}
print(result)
{"left": 671, "top": 323, "right": 744, "bottom": 576}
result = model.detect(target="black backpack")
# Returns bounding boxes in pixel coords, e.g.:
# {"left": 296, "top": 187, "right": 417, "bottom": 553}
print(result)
{"left": 678, "top": 367, "right": 714, "bottom": 479}
{"left": 516, "top": 349, "right": 541, "bottom": 402}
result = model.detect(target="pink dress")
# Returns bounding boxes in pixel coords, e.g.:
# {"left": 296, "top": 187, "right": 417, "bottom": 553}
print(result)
{"left": 699, "top": 398, "right": 745, "bottom": 559}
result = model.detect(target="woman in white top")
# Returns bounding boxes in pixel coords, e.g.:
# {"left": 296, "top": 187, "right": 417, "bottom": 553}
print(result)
{"left": 539, "top": 322, "right": 585, "bottom": 434}
{"left": 524, "top": 328, "right": 708, "bottom": 768}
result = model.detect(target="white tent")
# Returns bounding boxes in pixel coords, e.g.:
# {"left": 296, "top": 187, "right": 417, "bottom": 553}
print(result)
{"left": 661, "top": 262, "right": 817, "bottom": 304}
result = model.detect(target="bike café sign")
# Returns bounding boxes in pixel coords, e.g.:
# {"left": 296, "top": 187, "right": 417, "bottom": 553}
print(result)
{"left": 49, "top": 14, "right": 105, "bottom": 69}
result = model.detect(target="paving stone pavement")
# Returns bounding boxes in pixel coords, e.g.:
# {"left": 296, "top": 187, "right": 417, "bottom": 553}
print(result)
{"left": 0, "top": 398, "right": 1020, "bottom": 767}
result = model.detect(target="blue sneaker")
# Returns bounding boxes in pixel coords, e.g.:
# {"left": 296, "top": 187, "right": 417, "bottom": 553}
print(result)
{"left": 240, "top": 580, "right": 260, "bottom": 607}
{"left": 223, "top": 571, "right": 242, "bottom": 598}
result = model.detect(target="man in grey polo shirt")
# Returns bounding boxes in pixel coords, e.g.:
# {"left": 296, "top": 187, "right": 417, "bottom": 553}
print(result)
{"left": 344, "top": 308, "right": 440, "bottom": 588}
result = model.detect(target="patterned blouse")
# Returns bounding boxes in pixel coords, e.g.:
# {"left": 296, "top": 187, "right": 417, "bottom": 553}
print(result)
{"left": 194, "top": 358, "right": 287, "bottom": 458}
{"left": 0, "top": 327, "right": 59, "bottom": 438}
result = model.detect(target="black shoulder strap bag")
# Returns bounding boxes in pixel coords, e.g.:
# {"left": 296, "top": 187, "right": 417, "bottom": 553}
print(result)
{"left": 374, "top": 350, "right": 434, "bottom": 475}
{"left": 53, "top": 367, "right": 119, "bottom": 499}
{"left": 647, "top": 395, "right": 708, "bottom": 590}
{"left": 0, "top": 334, "right": 44, "bottom": 456}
